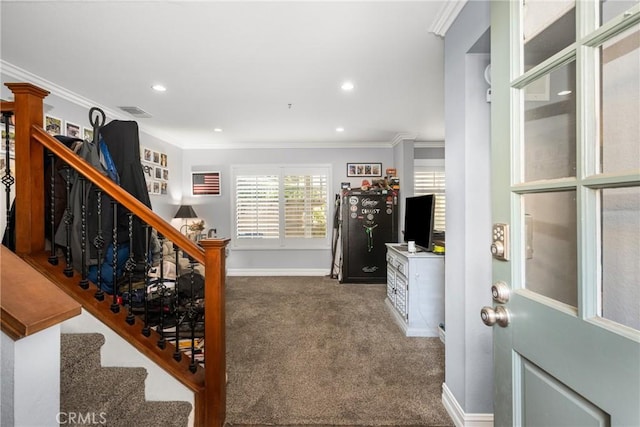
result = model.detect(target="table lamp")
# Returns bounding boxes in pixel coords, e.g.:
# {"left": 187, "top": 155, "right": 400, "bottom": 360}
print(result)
{"left": 174, "top": 205, "right": 198, "bottom": 236}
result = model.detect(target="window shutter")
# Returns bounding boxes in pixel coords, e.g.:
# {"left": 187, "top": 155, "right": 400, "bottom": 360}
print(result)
{"left": 414, "top": 169, "right": 446, "bottom": 231}
{"left": 235, "top": 174, "right": 280, "bottom": 239}
{"left": 284, "top": 174, "right": 328, "bottom": 238}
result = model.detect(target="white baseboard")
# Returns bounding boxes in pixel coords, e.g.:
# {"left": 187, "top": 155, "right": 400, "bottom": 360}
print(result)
{"left": 227, "top": 268, "right": 330, "bottom": 276}
{"left": 442, "top": 383, "right": 494, "bottom": 427}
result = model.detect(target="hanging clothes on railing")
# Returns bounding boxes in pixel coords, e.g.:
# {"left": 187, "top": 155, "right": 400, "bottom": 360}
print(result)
{"left": 100, "top": 120, "right": 158, "bottom": 272}
{"left": 54, "top": 137, "right": 118, "bottom": 274}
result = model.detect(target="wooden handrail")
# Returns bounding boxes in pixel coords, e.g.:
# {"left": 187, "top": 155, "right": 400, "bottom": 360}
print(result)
{"left": 1, "top": 101, "right": 15, "bottom": 113}
{"left": 32, "top": 125, "right": 205, "bottom": 264}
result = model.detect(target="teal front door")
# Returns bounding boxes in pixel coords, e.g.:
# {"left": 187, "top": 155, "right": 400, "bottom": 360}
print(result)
{"left": 488, "top": 1, "right": 640, "bottom": 425}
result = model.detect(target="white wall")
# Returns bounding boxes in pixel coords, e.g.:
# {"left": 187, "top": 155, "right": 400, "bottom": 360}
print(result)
{"left": 181, "top": 146, "right": 396, "bottom": 274}
{"left": 443, "top": 0, "right": 494, "bottom": 416}
{"left": 1, "top": 327, "right": 62, "bottom": 427}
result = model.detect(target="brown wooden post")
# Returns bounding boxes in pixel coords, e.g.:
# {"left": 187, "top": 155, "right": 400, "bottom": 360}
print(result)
{"left": 5, "top": 83, "right": 50, "bottom": 255}
{"left": 200, "top": 238, "right": 230, "bottom": 427}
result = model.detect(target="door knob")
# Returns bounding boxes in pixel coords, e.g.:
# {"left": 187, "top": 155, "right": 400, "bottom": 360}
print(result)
{"left": 491, "top": 281, "right": 510, "bottom": 304}
{"left": 480, "top": 305, "right": 510, "bottom": 327}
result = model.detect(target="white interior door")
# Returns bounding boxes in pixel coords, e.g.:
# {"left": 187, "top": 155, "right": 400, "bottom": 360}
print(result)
{"left": 489, "top": 1, "right": 640, "bottom": 425}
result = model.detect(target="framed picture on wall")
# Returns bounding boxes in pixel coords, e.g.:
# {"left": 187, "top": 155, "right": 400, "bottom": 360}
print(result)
{"left": 192, "top": 171, "right": 221, "bottom": 196}
{"left": 66, "top": 122, "right": 81, "bottom": 138}
{"left": 347, "top": 162, "right": 382, "bottom": 177}
{"left": 83, "top": 127, "right": 94, "bottom": 142}
{"left": 45, "top": 115, "right": 62, "bottom": 136}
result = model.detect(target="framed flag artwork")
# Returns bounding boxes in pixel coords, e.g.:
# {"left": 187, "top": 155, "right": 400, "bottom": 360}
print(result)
{"left": 192, "top": 171, "right": 221, "bottom": 196}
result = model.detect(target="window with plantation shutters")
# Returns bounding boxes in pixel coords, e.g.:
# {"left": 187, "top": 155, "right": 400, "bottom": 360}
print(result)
{"left": 235, "top": 174, "right": 280, "bottom": 240}
{"left": 232, "top": 165, "right": 331, "bottom": 249}
{"left": 284, "top": 174, "right": 328, "bottom": 238}
{"left": 414, "top": 160, "right": 446, "bottom": 231}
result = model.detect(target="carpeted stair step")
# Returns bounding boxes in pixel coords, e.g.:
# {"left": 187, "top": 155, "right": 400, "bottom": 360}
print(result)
{"left": 61, "top": 365, "right": 148, "bottom": 417}
{"left": 60, "top": 333, "right": 191, "bottom": 426}
{"left": 60, "top": 333, "right": 105, "bottom": 374}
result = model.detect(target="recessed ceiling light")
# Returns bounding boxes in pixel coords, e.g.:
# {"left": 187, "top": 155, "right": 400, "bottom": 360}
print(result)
{"left": 152, "top": 84, "right": 167, "bottom": 92}
{"left": 214, "top": 128, "right": 223, "bottom": 132}
{"left": 341, "top": 81, "right": 354, "bottom": 91}
{"left": 336, "top": 127, "right": 345, "bottom": 132}
{"left": 557, "top": 90, "right": 572, "bottom": 96}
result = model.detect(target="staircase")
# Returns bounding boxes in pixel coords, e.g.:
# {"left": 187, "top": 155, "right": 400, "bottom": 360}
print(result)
{"left": 2, "top": 83, "right": 229, "bottom": 426}
{"left": 60, "top": 333, "right": 192, "bottom": 427}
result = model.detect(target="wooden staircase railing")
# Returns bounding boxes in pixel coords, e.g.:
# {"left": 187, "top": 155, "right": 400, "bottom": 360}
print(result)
{"left": 1, "top": 82, "right": 228, "bottom": 427}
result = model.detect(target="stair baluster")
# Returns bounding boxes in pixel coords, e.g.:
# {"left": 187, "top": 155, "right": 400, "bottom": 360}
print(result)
{"left": 124, "top": 213, "right": 136, "bottom": 325}
{"left": 187, "top": 257, "right": 199, "bottom": 373}
{"left": 2, "top": 111, "right": 16, "bottom": 231}
{"left": 79, "top": 176, "right": 89, "bottom": 289}
{"left": 156, "top": 233, "right": 167, "bottom": 349}
{"left": 47, "top": 148, "right": 58, "bottom": 265}
{"left": 172, "top": 242, "right": 182, "bottom": 362}
{"left": 2, "top": 112, "right": 15, "bottom": 246}
{"left": 62, "top": 166, "right": 74, "bottom": 277}
{"left": 141, "top": 224, "right": 152, "bottom": 337}
{"left": 110, "top": 200, "right": 120, "bottom": 313}
{"left": 93, "top": 189, "right": 105, "bottom": 301}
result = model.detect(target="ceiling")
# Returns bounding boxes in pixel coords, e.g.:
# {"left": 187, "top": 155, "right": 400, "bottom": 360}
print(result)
{"left": 1, "top": 1, "right": 456, "bottom": 149}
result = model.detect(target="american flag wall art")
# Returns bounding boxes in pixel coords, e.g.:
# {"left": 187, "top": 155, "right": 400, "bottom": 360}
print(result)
{"left": 192, "top": 171, "right": 221, "bottom": 196}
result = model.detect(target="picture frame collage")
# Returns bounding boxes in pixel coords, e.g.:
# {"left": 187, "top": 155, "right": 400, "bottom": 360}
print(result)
{"left": 140, "top": 147, "right": 169, "bottom": 195}
{"left": 45, "top": 114, "right": 94, "bottom": 142}
{"left": 2, "top": 113, "right": 95, "bottom": 174}
{"left": 346, "top": 162, "right": 382, "bottom": 177}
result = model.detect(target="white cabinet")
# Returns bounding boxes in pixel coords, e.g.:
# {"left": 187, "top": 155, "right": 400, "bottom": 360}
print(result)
{"left": 385, "top": 244, "right": 444, "bottom": 337}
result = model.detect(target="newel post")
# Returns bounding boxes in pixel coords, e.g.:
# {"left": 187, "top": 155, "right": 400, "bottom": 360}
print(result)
{"left": 199, "top": 238, "right": 230, "bottom": 427}
{"left": 5, "top": 83, "right": 50, "bottom": 255}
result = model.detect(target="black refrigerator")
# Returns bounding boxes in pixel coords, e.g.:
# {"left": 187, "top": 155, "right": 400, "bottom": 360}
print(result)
{"left": 340, "top": 189, "right": 398, "bottom": 283}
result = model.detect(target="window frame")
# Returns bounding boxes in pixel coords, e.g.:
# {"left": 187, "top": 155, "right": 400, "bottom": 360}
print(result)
{"left": 231, "top": 164, "right": 332, "bottom": 250}
{"left": 414, "top": 158, "right": 446, "bottom": 231}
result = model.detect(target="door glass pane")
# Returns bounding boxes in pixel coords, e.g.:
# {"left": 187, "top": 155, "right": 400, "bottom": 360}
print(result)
{"left": 523, "top": 0, "right": 575, "bottom": 69}
{"left": 524, "top": 191, "right": 577, "bottom": 307}
{"left": 599, "top": 23, "right": 640, "bottom": 174}
{"left": 601, "top": 187, "right": 640, "bottom": 330}
{"left": 600, "top": 0, "right": 639, "bottom": 26}
{"left": 523, "top": 62, "right": 577, "bottom": 182}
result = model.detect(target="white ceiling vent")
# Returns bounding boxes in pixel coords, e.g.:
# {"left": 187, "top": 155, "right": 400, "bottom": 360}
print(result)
{"left": 118, "top": 106, "right": 152, "bottom": 118}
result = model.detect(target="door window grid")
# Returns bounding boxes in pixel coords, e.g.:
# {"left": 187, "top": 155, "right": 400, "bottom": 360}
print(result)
{"left": 514, "top": 2, "right": 640, "bottom": 331}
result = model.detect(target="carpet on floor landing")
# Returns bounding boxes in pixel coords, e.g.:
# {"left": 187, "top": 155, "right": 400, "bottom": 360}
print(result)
{"left": 225, "top": 276, "right": 453, "bottom": 426}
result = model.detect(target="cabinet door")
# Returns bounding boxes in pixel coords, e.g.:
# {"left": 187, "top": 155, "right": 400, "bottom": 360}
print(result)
{"left": 386, "top": 266, "right": 396, "bottom": 304}
{"left": 395, "top": 274, "right": 408, "bottom": 319}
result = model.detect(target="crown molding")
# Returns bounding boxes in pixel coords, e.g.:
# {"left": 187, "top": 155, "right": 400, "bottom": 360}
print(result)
{"left": 429, "top": 0, "right": 467, "bottom": 38}
{"left": 415, "top": 140, "right": 445, "bottom": 148}
{"left": 390, "top": 133, "right": 418, "bottom": 147}
{"left": 0, "top": 60, "right": 186, "bottom": 147}
{"left": 1, "top": 60, "right": 125, "bottom": 121}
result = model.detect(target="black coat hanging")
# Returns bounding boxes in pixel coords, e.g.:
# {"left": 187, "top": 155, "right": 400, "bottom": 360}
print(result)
{"left": 99, "top": 120, "right": 153, "bottom": 265}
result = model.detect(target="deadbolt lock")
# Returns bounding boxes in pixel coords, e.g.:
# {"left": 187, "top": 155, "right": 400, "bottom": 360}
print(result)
{"left": 491, "top": 281, "right": 511, "bottom": 304}
{"left": 480, "top": 305, "right": 510, "bottom": 327}
{"left": 491, "top": 223, "right": 509, "bottom": 261}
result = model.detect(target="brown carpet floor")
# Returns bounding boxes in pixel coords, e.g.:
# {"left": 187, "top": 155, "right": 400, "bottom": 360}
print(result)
{"left": 225, "top": 276, "right": 453, "bottom": 426}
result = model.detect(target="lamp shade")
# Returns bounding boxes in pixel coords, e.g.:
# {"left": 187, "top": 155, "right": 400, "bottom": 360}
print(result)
{"left": 174, "top": 205, "right": 198, "bottom": 219}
